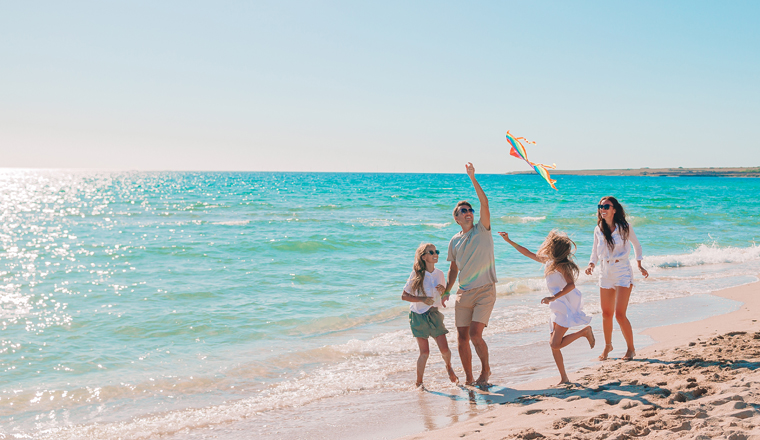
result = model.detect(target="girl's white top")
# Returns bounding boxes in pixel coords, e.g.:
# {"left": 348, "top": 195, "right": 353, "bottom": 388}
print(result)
{"left": 589, "top": 224, "right": 643, "bottom": 265}
{"left": 403, "top": 268, "right": 445, "bottom": 314}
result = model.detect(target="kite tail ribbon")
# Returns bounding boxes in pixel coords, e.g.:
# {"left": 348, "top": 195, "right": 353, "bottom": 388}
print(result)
{"left": 505, "top": 130, "right": 558, "bottom": 190}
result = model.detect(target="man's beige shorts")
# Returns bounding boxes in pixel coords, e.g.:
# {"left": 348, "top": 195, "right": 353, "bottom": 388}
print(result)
{"left": 454, "top": 283, "right": 496, "bottom": 327}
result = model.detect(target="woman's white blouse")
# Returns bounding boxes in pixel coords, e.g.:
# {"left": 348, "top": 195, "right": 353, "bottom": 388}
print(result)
{"left": 589, "top": 225, "right": 643, "bottom": 265}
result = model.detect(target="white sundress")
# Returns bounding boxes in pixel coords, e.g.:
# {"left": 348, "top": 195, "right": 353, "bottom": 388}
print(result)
{"left": 546, "top": 271, "right": 591, "bottom": 332}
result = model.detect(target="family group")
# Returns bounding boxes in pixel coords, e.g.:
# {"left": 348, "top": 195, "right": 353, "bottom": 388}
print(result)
{"left": 401, "top": 163, "right": 649, "bottom": 387}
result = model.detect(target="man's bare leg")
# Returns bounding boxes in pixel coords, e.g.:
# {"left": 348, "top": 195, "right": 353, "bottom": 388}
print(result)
{"left": 456, "top": 326, "right": 474, "bottom": 384}
{"left": 469, "top": 322, "right": 490, "bottom": 386}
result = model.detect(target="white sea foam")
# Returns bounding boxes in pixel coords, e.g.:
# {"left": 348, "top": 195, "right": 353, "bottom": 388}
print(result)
{"left": 646, "top": 243, "right": 760, "bottom": 268}
{"left": 500, "top": 215, "right": 547, "bottom": 224}
{"left": 356, "top": 219, "right": 452, "bottom": 228}
{"left": 211, "top": 220, "right": 250, "bottom": 226}
{"left": 422, "top": 222, "right": 452, "bottom": 228}
{"left": 30, "top": 340, "right": 421, "bottom": 440}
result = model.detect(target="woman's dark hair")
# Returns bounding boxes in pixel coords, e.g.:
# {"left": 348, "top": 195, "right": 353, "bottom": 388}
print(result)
{"left": 597, "top": 196, "right": 629, "bottom": 252}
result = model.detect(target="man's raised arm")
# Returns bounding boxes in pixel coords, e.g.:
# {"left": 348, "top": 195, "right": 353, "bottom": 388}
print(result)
{"left": 466, "top": 162, "right": 490, "bottom": 230}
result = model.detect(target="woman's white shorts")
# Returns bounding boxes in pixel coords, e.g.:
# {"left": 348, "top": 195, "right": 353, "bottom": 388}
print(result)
{"left": 599, "top": 259, "right": 633, "bottom": 289}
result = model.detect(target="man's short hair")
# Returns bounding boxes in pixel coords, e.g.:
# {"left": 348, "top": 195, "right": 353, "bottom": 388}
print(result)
{"left": 453, "top": 201, "right": 472, "bottom": 217}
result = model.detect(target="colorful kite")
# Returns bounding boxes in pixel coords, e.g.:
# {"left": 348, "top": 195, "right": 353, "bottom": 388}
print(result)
{"left": 506, "top": 131, "right": 558, "bottom": 190}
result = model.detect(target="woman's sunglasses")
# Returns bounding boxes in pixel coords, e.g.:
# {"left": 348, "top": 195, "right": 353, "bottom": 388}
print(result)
{"left": 598, "top": 204, "right": 612, "bottom": 210}
{"left": 426, "top": 250, "right": 440, "bottom": 255}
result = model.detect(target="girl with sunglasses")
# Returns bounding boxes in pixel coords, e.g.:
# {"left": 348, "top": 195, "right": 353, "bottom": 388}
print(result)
{"left": 402, "top": 243, "right": 459, "bottom": 387}
{"left": 585, "top": 196, "right": 648, "bottom": 361}
{"left": 499, "top": 230, "right": 594, "bottom": 385}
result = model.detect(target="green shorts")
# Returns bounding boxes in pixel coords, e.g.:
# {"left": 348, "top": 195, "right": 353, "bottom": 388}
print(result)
{"left": 409, "top": 307, "right": 449, "bottom": 339}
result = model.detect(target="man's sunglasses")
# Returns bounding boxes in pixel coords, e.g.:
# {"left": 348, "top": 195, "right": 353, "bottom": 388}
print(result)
{"left": 426, "top": 250, "right": 440, "bottom": 255}
{"left": 458, "top": 208, "right": 475, "bottom": 214}
{"left": 598, "top": 204, "right": 612, "bottom": 210}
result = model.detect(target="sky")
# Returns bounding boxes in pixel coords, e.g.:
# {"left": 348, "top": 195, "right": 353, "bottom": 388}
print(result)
{"left": 1, "top": 1, "right": 759, "bottom": 173}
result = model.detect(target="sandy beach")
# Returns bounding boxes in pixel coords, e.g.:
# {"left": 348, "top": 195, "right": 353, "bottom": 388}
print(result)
{"left": 400, "top": 278, "right": 760, "bottom": 440}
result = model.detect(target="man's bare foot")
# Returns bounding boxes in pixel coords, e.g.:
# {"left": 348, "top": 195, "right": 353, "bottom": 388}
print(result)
{"left": 446, "top": 365, "right": 459, "bottom": 383}
{"left": 585, "top": 326, "right": 596, "bottom": 349}
{"left": 474, "top": 369, "right": 491, "bottom": 386}
{"left": 599, "top": 344, "right": 613, "bottom": 361}
{"left": 622, "top": 349, "right": 636, "bottom": 361}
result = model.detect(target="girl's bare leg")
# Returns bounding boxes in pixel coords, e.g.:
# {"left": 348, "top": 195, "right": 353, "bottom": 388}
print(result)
{"left": 599, "top": 288, "right": 616, "bottom": 360}
{"left": 614, "top": 285, "right": 636, "bottom": 360}
{"left": 556, "top": 325, "right": 595, "bottom": 349}
{"left": 550, "top": 324, "right": 570, "bottom": 383}
{"left": 551, "top": 324, "right": 596, "bottom": 384}
{"left": 434, "top": 334, "right": 459, "bottom": 383}
{"left": 415, "top": 338, "right": 430, "bottom": 386}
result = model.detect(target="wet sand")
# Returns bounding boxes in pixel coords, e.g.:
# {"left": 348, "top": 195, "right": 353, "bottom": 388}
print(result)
{"left": 399, "top": 279, "right": 760, "bottom": 440}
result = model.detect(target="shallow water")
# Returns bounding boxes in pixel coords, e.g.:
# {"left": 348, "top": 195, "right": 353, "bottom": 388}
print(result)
{"left": 0, "top": 170, "right": 758, "bottom": 439}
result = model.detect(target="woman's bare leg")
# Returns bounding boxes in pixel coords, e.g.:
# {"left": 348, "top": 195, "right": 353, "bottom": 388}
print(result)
{"left": 415, "top": 337, "right": 430, "bottom": 386}
{"left": 434, "top": 334, "right": 459, "bottom": 383}
{"left": 599, "top": 288, "right": 616, "bottom": 360}
{"left": 614, "top": 285, "right": 636, "bottom": 360}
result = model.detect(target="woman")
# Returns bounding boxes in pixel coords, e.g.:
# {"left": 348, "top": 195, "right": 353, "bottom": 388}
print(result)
{"left": 585, "top": 196, "right": 648, "bottom": 361}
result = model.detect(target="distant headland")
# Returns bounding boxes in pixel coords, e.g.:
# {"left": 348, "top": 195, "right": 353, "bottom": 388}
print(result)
{"left": 506, "top": 167, "right": 760, "bottom": 178}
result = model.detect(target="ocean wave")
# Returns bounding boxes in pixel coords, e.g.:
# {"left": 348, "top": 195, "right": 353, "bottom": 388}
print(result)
{"left": 647, "top": 244, "right": 760, "bottom": 268}
{"left": 355, "top": 218, "right": 453, "bottom": 228}
{"left": 210, "top": 220, "right": 249, "bottom": 226}
{"left": 500, "top": 216, "right": 547, "bottom": 224}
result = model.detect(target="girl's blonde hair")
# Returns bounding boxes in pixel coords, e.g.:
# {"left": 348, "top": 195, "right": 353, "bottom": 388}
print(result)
{"left": 536, "top": 230, "right": 579, "bottom": 282}
{"left": 410, "top": 243, "right": 434, "bottom": 296}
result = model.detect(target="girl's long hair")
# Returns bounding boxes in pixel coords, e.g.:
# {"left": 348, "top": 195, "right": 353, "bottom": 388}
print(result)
{"left": 410, "top": 243, "right": 434, "bottom": 296}
{"left": 537, "top": 230, "right": 579, "bottom": 282}
{"left": 597, "top": 196, "right": 630, "bottom": 252}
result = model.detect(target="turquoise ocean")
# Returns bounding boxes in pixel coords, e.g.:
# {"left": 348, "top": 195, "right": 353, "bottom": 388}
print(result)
{"left": 1, "top": 170, "right": 759, "bottom": 439}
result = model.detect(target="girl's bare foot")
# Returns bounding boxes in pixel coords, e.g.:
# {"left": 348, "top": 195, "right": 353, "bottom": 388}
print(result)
{"left": 446, "top": 364, "right": 459, "bottom": 383}
{"left": 599, "top": 344, "right": 613, "bottom": 360}
{"left": 585, "top": 326, "right": 596, "bottom": 349}
{"left": 622, "top": 349, "right": 636, "bottom": 361}
{"left": 415, "top": 381, "right": 423, "bottom": 387}
{"left": 557, "top": 377, "right": 571, "bottom": 385}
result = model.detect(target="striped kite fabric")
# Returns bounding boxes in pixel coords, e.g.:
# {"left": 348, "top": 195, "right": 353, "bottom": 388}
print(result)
{"left": 505, "top": 130, "right": 558, "bottom": 190}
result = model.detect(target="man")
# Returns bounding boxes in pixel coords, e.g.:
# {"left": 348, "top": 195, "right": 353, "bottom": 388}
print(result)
{"left": 443, "top": 162, "right": 497, "bottom": 386}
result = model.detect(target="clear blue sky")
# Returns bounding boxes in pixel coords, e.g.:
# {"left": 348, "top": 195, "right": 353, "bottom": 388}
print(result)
{"left": 1, "top": 1, "right": 758, "bottom": 173}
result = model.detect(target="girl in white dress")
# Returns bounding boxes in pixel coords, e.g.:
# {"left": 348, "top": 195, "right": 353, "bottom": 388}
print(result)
{"left": 585, "top": 196, "right": 649, "bottom": 361}
{"left": 401, "top": 243, "right": 459, "bottom": 387}
{"left": 499, "top": 230, "right": 594, "bottom": 384}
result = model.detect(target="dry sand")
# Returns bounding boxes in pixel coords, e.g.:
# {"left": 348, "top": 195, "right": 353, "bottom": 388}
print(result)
{"left": 399, "top": 278, "right": 760, "bottom": 440}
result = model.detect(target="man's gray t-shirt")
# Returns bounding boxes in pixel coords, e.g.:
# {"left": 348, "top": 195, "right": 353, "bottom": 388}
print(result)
{"left": 447, "top": 221, "right": 498, "bottom": 291}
